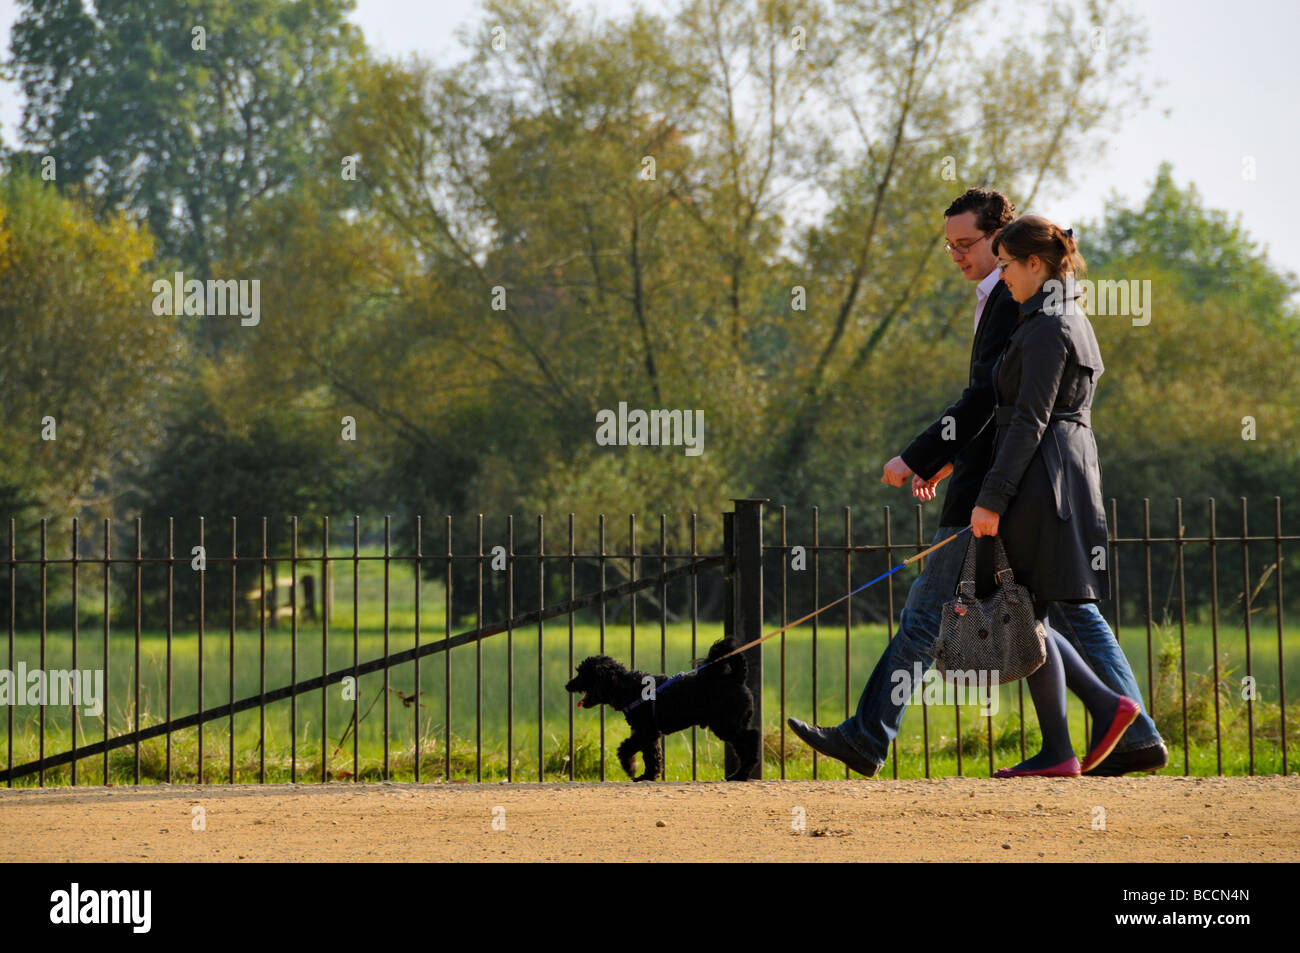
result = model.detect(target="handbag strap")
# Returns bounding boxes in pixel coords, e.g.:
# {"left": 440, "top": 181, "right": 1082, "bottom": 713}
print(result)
{"left": 992, "top": 536, "right": 1017, "bottom": 587}
{"left": 956, "top": 537, "right": 980, "bottom": 600}
{"left": 956, "top": 535, "right": 1017, "bottom": 598}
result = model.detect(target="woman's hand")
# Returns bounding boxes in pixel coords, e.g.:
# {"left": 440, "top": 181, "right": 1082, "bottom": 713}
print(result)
{"left": 911, "top": 462, "right": 953, "bottom": 502}
{"left": 911, "top": 475, "right": 937, "bottom": 502}
{"left": 970, "top": 505, "right": 1000, "bottom": 537}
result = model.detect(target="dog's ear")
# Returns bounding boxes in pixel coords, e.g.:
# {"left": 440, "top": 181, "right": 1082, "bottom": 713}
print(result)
{"left": 703, "top": 637, "right": 738, "bottom": 666}
{"left": 590, "top": 656, "right": 621, "bottom": 684}
{"left": 593, "top": 656, "right": 637, "bottom": 701}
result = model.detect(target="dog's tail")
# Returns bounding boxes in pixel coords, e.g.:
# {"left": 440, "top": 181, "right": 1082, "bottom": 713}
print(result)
{"left": 696, "top": 637, "right": 747, "bottom": 682}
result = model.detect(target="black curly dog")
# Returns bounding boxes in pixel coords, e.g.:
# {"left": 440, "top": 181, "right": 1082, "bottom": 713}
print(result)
{"left": 565, "top": 637, "right": 760, "bottom": 781}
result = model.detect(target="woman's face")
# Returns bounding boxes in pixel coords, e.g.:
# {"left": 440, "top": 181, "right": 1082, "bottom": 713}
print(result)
{"left": 994, "top": 250, "right": 1047, "bottom": 303}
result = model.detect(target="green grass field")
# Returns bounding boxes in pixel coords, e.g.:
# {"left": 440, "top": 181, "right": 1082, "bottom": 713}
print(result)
{"left": 2, "top": 561, "right": 1295, "bottom": 785}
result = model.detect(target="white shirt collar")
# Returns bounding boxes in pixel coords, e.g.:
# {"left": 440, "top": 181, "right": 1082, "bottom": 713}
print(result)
{"left": 973, "top": 267, "right": 1001, "bottom": 333}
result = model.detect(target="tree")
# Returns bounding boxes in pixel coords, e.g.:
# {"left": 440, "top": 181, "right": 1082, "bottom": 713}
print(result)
{"left": 325, "top": 0, "right": 1152, "bottom": 514}
{"left": 1073, "top": 164, "right": 1300, "bottom": 526}
{"left": 0, "top": 171, "right": 182, "bottom": 526}
{"left": 6, "top": 0, "right": 364, "bottom": 291}
{"left": 1083, "top": 161, "right": 1300, "bottom": 340}
{"left": 755, "top": 0, "right": 1151, "bottom": 494}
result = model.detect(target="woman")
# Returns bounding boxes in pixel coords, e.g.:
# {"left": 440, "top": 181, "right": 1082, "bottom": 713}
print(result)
{"left": 970, "top": 214, "right": 1139, "bottom": 777}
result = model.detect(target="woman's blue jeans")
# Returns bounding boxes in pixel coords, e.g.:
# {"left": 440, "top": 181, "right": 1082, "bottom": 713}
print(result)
{"left": 835, "top": 525, "right": 1163, "bottom": 773}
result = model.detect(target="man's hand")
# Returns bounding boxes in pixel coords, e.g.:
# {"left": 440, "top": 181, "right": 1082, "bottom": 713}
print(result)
{"left": 911, "top": 462, "right": 953, "bottom": 502}
{"left": 970, "top": 505, "right": 1000, "bottom": 537}
{"left": 881, "top": 456, "right": 914, "bottom": 487}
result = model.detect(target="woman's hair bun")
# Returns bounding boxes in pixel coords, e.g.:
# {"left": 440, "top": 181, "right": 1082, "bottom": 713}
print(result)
{"left": 992, "top": 214, "right": 1087, "bottom": 281}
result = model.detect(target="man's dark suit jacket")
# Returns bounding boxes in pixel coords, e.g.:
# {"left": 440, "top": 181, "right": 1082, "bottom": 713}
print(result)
{"left": 899, "top": 277, "right": 1020, "bottom": 529}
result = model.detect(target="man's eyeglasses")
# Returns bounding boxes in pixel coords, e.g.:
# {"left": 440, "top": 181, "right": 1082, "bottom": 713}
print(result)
{"left": 943, "top": 234, "right": 989, "bottom": 255}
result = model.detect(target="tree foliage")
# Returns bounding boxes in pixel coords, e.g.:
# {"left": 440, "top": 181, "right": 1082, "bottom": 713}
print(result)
{"left": 7, "top": 0, "right": 364, "bottom": 283}
{"left": 0, "top": 0, "right": 1293, "bottom": 592}
{"left": 0, "top": 172, "right": 181, "bottom": 526}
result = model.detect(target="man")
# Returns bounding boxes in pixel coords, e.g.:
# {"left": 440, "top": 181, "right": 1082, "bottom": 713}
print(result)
{"left": 788, "top": 188, "right": 1166, "bottom": 777}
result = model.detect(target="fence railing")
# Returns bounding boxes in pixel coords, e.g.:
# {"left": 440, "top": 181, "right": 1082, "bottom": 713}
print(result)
{"left": 760, "top": 497, "right": 1294, "bottom": 780}
{"left": 1, "top": 497, "right": 1293, "bottom": 785}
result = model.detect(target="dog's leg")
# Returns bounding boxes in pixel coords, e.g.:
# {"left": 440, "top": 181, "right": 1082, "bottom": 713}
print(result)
{"left": 636, "top": 734, "right": 663, "bottom": 782}
{"left": 739, "top": 727, "right": 761, "bottom": 779}
{"left": 720, "top": 731, "right": 746, "bottom": 781}
{"left": 720, "top": 726, "right": 762, "bottom": 781}
{"left": 617, "top": 736, "right": 640, "bottom": 780}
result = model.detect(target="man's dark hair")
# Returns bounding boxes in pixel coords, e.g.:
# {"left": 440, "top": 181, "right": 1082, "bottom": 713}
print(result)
{"left": 944, "top": 188, "right": 1016, "bottom": 234}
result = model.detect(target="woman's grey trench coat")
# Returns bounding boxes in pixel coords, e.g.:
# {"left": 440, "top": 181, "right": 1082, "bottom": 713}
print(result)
{"left": 973, "top": 284, "right": 1110, "bottom": 603}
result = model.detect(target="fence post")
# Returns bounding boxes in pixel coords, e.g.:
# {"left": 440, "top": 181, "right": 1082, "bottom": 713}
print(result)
{"left": 728, "top": 499, "right": 767, "bottom": 779}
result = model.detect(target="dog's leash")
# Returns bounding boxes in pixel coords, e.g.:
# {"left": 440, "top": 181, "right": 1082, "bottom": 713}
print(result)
{"left": 624, "top": 525, "right": 972, "bottom": 709}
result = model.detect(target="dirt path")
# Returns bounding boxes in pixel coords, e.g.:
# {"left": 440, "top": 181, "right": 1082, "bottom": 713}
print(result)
{"left": 2, "top": 775, "right": 1296, "bottom": 862}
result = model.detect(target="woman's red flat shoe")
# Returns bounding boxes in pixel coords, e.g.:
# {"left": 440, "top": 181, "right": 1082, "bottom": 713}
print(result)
{"left": 992, "top": 756, "right": 1081, "bottom": 778}
{"left": 1080, "top": 696, "right": 1141, "bottom": 773}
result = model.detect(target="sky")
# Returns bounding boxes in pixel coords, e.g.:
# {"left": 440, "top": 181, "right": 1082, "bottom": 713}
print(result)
{"left": 0, "top": 0, "right": 1297, "bottom": 280}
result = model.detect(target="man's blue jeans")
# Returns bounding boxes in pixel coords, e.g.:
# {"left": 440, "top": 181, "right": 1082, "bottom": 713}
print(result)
{"left": 836, "top": 525, "right": 1162, "bottom": 772}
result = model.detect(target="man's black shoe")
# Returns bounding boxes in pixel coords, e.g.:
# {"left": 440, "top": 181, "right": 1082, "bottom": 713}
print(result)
{"left": 1082, "top": 741, "right": 1169, "bottom": 776}
{"left": 787, "top": 718, "right": 880, "bottom": 777}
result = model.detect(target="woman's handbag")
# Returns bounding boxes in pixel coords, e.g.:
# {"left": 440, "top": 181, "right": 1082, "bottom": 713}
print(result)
{"left": 934, "top": 536, "right": 1047, "bottom": 684}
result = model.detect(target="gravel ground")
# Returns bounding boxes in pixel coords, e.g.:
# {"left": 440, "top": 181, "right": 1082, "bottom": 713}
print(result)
{"left": 2, "top": 775, "right": 1297, "bottom": 862}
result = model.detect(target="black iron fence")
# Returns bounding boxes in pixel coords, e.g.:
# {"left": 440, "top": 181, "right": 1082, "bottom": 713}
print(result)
{"left": 760, "top": 497, "right": 1294, "bottom": 780}
{"left": 1, "top": 497, "right": 1293, "bottom": 785}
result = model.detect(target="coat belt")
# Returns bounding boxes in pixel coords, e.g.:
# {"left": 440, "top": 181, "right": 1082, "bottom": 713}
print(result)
{"left": 995, "top": 406, "right": 1090, "bottom": 428}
